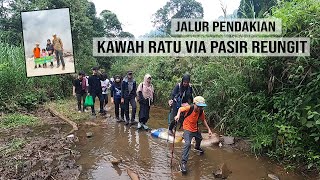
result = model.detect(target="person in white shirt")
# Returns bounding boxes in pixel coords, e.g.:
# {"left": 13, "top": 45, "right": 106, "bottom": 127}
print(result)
{"left": 101, "top": 73, "right": 111, "bottom": 112}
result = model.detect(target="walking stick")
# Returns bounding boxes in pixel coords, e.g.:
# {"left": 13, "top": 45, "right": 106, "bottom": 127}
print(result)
{"left": 170, "top": 123, "right": 177, "bottom": 168}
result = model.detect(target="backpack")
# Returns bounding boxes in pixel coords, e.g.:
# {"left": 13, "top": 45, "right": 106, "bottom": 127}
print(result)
{"left": 136, "top": 83, "right": 154, "bottom": 102}
{"left": 175, "top": 83, "right": 192, "bottom": 109}
{"left": 179, "top": 105, "right": 203, "bottom": 130}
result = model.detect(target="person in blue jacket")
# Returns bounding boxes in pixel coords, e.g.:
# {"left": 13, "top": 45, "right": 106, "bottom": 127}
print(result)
{"left": 168, "top": 74, "right": 193, "bottom": 134}
{"left": 111, "top": 75, "right": 125, "bottom": 122}
{"left": 121, "top": 70, "right": 137, "bottom": 125}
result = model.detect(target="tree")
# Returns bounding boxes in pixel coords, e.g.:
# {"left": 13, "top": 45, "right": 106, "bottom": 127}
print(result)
{"left": 152, "top": 0, "right": 203, "bottom": 34}
{"left": 237, "top": 0, "right": 277, "bottom": 18}
{"left": 100, "top": 10, "right": 122, "bottom": 36}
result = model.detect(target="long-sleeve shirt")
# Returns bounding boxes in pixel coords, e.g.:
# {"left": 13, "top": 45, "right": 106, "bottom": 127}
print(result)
{"left": 121, "top": 76, "right": 137, "bottom": 99}
{"left": 88, "top": 74, "right": 102, "bottom": 94}
{"left": 170, "top": 83, "right": 193, "bottom": 104}
{"left": 111, "top": 83, "right": 122, "bottom": 99}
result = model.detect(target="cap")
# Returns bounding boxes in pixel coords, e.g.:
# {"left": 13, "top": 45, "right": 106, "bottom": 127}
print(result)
{"left": 92, "top": 66, "right": 99, "bottom": 70}
{"left": 53, "top": 33, "right": 57, "bottom": 36}
{"left": 193, "top": 96, "right": 207, "bottom": 107}
{"left": 127, "top": 70, "right": 133, "bottom": 75}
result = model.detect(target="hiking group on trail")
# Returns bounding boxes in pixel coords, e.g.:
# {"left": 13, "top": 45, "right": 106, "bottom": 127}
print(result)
{"left": 72, "top": 67, "right": 212, "bottom": 174}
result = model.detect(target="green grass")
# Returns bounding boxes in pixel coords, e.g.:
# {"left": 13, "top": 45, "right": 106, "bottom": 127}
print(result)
{"left": 47, "top": 98, "right": 91, "bottom": 122}
{"left": 0, "top": 138, "right": 26, "bottom": 156}
{"left": 0, "top": 114, "right": 39, "bottom": 129}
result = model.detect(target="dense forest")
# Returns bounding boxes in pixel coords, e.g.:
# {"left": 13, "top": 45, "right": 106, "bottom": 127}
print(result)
{"left": 0, "top": 0, "right": 319, "bottom": 173}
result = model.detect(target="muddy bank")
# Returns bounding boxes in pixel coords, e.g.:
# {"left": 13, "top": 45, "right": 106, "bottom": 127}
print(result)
{"left": 0, "top": 107, "right": 81, "bottom": 180}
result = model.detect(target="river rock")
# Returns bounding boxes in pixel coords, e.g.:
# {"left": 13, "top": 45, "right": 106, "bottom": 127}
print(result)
{"left": 222, "top": 136, "right": 235, "bottom": 145}
{"left": 186, "top": 133, "right": 220, "bottom": 147}
{"left": 213, "top": 163, "right": 232, "bottom": 179}
{"left": 268, "top": 174, "right": 280, "bottom": 180}
{"left": 86, "top": 132, "right": 93, "bottom": 138}
{"left": 111, "top": 159, "right": 122, "bottom": 166}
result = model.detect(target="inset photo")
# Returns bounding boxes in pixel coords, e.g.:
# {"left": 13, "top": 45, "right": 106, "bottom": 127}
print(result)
{"left": 21, "top": 8, "right": 75, "bottom": 77}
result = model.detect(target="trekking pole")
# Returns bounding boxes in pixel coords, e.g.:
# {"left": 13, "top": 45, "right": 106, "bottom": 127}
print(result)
{"left": 170, "top": 123, "right": 177, "bottom": 168}
{"left": 166, "top": 107, "right": 172, "bottom": 165}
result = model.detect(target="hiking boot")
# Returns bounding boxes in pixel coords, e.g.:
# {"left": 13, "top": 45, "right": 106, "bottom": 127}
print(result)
{"left": 180, "top": 163, "right": 187, "bottom": 174}
{"left": 78, "top": 110, "right": 82, "bottom": 113}
{"left": 194, "top": 147, "right": 204, "bottom": 154}
{"left": 125, "top": 121, "right": 129, "bottom": 125}
{"left": 137, "top": 122, "right": 142, "bottom": 129}
{"left": 142, "top": 124, "right": 149, "bottom": 130}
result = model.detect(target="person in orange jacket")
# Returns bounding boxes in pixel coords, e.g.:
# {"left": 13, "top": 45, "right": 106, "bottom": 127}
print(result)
{"left": 33, "top": 43, "right": 41, "bottom": 68}
{"left": 174, "top": 96, "right": 213, "bottom": 174}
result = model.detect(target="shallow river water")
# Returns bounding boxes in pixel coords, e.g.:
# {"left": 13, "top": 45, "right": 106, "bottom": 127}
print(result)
{"left": 75, "top": 106, "right": 308, "bottom": 180}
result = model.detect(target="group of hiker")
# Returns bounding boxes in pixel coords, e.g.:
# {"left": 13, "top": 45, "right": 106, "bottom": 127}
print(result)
{"left": 33, "top": 33, "right": 65, "bottom": 70}
{"left": 72, "top": 68, "right": 212, "bottom": 174}
{"left": 72, "top": 68, "right": 155, "bottom": 130}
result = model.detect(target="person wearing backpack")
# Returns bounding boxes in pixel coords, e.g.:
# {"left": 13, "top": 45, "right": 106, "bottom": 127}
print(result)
{"left": 174, "top": 96, "right": 213, "bottom": 174}
{"left": 111, "top": 75, "right": 125, "bottom": 122}
{"left": 168, "top": 74, "right": 193, "bottom": 135}
{"left": 121, "top": 70, "right": 137, "bottom": 125}
{"left": 136, "top": 74, "right": 155, "bottom": 130}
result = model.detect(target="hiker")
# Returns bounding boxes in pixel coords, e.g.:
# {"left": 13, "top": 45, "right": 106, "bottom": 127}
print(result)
{"left": 137, "top": 74, "right": 155, "bottom": 130}
{"left": 121, "top": 70, "right": 137, "bottom": 125}
{"left": 73, "top": 71, "right": 87, "bottom": 112}
{"left": 168, "top": 74, "right": 193, "bottom": 135}
{"left": 101, "top": 73, "right": 111, "bottom": 113}
{"left": 174, "top": 96, "right": 213, "bottom": 174}
{"left": 40, "top": 49, "right": 48, "bottom": 68}
{"left": 111, "top": 75, "right": 125, "bottom": 122}
{"left": 46, "top": 39, "right": 54, "bottom": 68}
{"left": 88, "top": 67, "right": 105, "bottom": 116}
{"left": 52, "top": 33, "right": 65, "bottom": 70}
{"left": 33, "top": 43, "right": 41, "bottom": 68}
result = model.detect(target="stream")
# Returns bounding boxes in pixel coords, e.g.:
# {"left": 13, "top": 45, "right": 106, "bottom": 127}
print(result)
{"left": 75, "top": 106, "right": 307, "bottom": 180}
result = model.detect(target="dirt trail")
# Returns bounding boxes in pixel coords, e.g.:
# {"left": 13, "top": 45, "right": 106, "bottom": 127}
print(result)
{"left": 0, "top": 108, "right": 81, "bottom": 180}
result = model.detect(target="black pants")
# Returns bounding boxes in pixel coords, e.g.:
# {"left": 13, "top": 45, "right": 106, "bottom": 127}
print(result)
{"left": 76, "top": 93, "right": 86, "bottom": 111}
{"left": 139, "top": 101, "right": 151, "bottom": 124}
{"left": 102, "top": 94, "right": 108, "bottom": 107}
{"left": 124, "top": 97, "right": 136, "bottom": 122}
{"left": 90, "top": 92, "right": 104, "bottom": 114}
{"left": 114, "top": 98, "right": 124, "bottom": 119}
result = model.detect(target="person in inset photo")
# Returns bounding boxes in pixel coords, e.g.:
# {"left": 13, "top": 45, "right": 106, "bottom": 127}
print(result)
{"left": 33, "top": 43, "right": 41, "bottom": 68}
{"left": 46, "top": 39, "right": 54, "bottom": 68}
{"left": 41, "top": 48, "right": 48, "bottom": 68}
{"left": 52, "top": 33, "right": 65, "bottom": 70}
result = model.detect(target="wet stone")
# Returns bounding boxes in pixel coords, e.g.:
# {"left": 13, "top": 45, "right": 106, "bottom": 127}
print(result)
{"left": 86, "top": 132, "right": 93, "bottom": 138}
{"left": 268, "top": 174, "right": 280, "bottom": 180}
